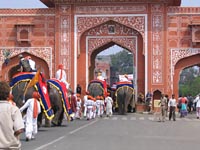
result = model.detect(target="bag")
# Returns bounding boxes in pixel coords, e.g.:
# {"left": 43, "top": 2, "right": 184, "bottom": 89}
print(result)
{"left": 21, "top": 59, "right": 31, "bottom": 72}
{"left": 177, "top": 103, "right": 182, "bottom": 109}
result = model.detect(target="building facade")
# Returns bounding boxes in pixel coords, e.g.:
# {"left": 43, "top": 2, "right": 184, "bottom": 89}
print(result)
{"left": 0, "top": 0, "right": 200, "bottom": 99}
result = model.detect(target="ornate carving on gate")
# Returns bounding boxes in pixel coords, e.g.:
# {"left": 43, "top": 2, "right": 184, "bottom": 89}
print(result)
{"left": 77, "top": 16, "right": 145, "bottom": 39}
{"left": 86, "top": 21, "right": 139, "bottom": 36}
{"left": 75, "top": 5, "right": 147, "bottom": 14}
{"left": 88, "top": 37, "right": 137, "bottom": 55}
{"left": 151, "top": 4, "right": 164, "bottom": 84}
{"left": 60, "top": 5, "right": 71, "bottom": 82}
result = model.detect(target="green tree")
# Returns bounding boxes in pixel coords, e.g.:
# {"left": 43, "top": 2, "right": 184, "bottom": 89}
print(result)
{"left": 110, "top": 50, "right": 133, "bottom": 75}
{"left": 179, "top": 75, "right": 200, "bottom": 97}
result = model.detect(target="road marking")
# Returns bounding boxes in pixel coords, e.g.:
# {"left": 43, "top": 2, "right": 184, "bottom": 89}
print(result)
{"left": 148, "top": 117, "right": 154, "bottom": 121}
{"left": 112, "top": 117, "right": 118, "bottom": 120}
{"left": 34, "top": 119, "right": 98, "bottom": 150}
{"left": 122, "top": 117, "right": 127, "bottom": 120}
{"left": 130, "top": 117, "right": 136, "bottom": 120}
{"left": 34, "top": 136, "right": 65, "bottom": 150}
{"left": 69, "top": 119, "right": 98, "bottom": 134}
{"left": 139, "top": 117, "right": 145, "bottom": 120}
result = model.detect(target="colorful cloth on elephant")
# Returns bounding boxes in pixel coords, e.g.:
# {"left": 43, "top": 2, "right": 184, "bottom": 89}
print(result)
{"left": 10, "top": 72, "right": 54, "bottom": 120}
{"left": 47, "top": 79, "right": 71, "bottom": 116}
{"left": 116, "top": 82, "right": 134, "bottom": 89}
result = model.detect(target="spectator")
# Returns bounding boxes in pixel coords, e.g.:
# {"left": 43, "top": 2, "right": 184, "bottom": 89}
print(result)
{"left": 76, "top": 84, "right": 82, "bottom": 95}
{"left": 145, "top": 91, "right": 152, "bottom": 112}
{"left": 187, "top": 94, "right": 194, "bottom": 113}
{"left": 179, "top": 95, "right": 188, "bottom": 118}
{"left": 193, "top": 95, "right": 200, "bottom": 119}
{"left": 0, "top": 81, "right": 24, "bottom": 149}
{"left": 159, "top": 94, "right": 168, "bottom": 122}
{"left": 168, "top": 94, "right": 177, "bottom": 121}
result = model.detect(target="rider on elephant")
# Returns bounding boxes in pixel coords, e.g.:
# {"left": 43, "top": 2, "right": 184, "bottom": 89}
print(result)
{"left": 55, "top": 64, "right": 70, "bottom": 89}
{"left": 96, "top": 71, "right": 107, "bottom": 96}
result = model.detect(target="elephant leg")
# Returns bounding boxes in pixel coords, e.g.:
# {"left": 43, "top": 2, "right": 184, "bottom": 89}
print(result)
{"left": 45, "top": 115, "right": 51, "bottom": 127}
{"left": 118, "top": 99, "right": 122, "bottom": 115}
{"left": 57, "top": 108, "right": 64, "bottom": 126}
{"left": 52, "top": 106, "right": 62, "bottom": 126}
{"left": 122, "top": 100, "right": 125, "bottom": 115}
{"left": 37, "top": 112, "right": 43, "bottom": 128}
{"left": 125, "top": 99, "right": 128, "bottom": 114}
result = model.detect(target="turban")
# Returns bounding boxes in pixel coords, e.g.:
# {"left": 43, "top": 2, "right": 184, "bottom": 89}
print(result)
{"left": 58, "top": 64, "right": 64, "bottom": 69}
{"left": 32, "top": 91, "right": 41, "bottom": 99}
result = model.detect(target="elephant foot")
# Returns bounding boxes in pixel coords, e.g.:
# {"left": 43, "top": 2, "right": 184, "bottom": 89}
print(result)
{"left": 51, "top": 121, "right": 58, "bottom": 127}
{"left": 37, "top": 122, "right": 41, "bottom": 128}
{"left": 58, "top": 121, "right": 62, "bottom": 126}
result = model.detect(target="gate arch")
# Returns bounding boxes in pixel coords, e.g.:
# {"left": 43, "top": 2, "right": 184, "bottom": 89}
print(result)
{"left": 1, "top": 49, "right": 51, "bottom": 81}
{"left": 77, "top": 20, "right": 145, "bottom": 95}
{"left": 173, "top": 54, "right": 200, "bottom": 97}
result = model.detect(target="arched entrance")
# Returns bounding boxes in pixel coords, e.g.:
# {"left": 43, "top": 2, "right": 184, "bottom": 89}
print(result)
{"left": 77, "top": 20, "right": 145, "bottom": 96}
{"left": 174, "top": 54, "right": 200, "bottom": 98}
{"left": 0, "top": 47, "right": 52, "bottom": 81}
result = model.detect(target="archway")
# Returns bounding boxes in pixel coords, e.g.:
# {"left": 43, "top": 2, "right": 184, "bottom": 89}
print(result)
{"left": 174, "top": 54, "right": 200, "bottom": 98}
{"left": 1, "top": 52, "right": 50, "bottom": 82}
{"left": 77, "top": 20, "right": 145, "bottom": 96}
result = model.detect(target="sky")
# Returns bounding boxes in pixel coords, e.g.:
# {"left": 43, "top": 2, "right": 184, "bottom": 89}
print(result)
{"left": 0, "top": 0, "right": 200, "bottom": 8}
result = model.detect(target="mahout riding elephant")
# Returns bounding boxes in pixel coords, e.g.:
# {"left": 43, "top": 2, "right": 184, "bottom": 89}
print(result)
{"left": 115, "top": 82, "right": 135, "bottom": 115}
{"left": 87, "top": 80, "right": 105, "bottom": 97}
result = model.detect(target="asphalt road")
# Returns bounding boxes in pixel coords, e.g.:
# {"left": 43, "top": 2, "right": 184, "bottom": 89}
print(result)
{"left": 21, "top": 113, "right": 200, "bottom": 150}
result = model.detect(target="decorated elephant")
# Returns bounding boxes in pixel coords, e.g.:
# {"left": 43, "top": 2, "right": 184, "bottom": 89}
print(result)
{"left": 47, "top": 79, "right": 71, "bottom": 126}
{"left": 115, "top": 82, "right": 135, "bottom": 115}
{"left": 10, "top": 72, "right": 71, "bottom": 127}
{"left": 87, "top": 80, "right": 105, "bottom": 97}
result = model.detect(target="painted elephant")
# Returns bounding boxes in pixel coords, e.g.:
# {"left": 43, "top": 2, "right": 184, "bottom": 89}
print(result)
{"left": 87, "top": 80, "right": 105, "bottom": 97}
{"left": 115, "top": 82, "right": 135, "bottom": 115}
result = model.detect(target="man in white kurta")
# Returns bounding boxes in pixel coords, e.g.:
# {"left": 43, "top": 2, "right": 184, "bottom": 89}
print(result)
{"left": 26, "top": 56, "right": 36, "bottom": 72}
{"left": 83, "top": 92, "right": 89, "bottom": 118}
{"left": 96, "top": 96, "right": 102, "bottom": 117}
{"left": 75, "top": 95, "right": 82, "bottom": 119}
{"left": 105, "top": 93, "right": 113, "bottom": 117}
{"left": 20, "top": 92, "right": 41, "bottom": 141}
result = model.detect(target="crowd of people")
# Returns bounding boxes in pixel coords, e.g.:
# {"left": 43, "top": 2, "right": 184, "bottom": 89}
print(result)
{"left": 69, "top": 91, "right": 113, "bottom": 121}
{"left": 156, "top": 93, "right": 200, "bottom": 122}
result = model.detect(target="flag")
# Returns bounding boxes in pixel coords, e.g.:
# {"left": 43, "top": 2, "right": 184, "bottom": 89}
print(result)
{"left": 23, "top": 70, "right": 40, "bottom": 96}
{"left": 27, "top": 70, "right": 40, "bottom": 88}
